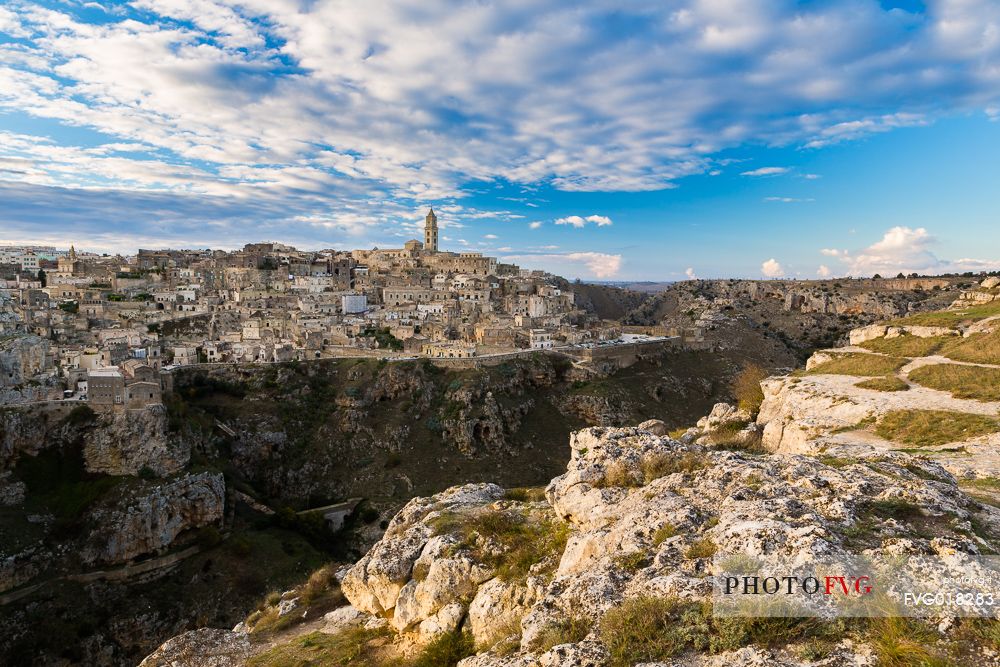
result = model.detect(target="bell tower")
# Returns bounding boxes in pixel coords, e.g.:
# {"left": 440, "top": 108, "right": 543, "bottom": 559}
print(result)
{"left": 424, "top": 208, "right": 438, "bottom": 252}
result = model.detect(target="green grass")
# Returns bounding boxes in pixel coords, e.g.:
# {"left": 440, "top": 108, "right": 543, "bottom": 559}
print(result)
{"left": 875, "top": 409, "right": 1000, "bottom": 447}
{"left": 599, "top": 597, "right": 832, "bottom": 665}
{"left": 889, "top": 299, "right": 1000, "bottom": 327}
{"left": 685, "top": 537, "right": 717, "bottom": 559}
{"left": 908, "top": 364, "right": 1000, "bottom": 402}
{"left": 430, "top": 508, "right": 569, "bottom": 581}
{"left": 858, "top": 334, "right": 951, "bottom": 358}
{"left": 854, "top": 375, "right": 909, "bottom": 392}
{"left": 529, "top": 613, "right": 592, "bottom": 652}
{"left": 503, "top": 486, "right": 547, "bottom": 502}
{"left": 652, "top": 523, "right": 678, "bottom": 545}
{"left": 600, "top": 597, "right": 710, "bottom": 665}
{"left": 411, "top": 631, "right": 475, "bottom": 667}
{"left": 247, "top": 627, "right": 393, "bottom": 667}
{"left": 806, "top": 353, "right": 907, "bottom": 377}
{"left": 940, "top": 329, "right": 1000, "bottom": 365}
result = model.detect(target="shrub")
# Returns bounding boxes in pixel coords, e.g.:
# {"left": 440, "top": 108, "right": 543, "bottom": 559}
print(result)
{"left": 875, "top": 409, "right": 1000, "bottom": 447}
{"left": 411, "top": 630, "right": 475, "bottom": 667}
{"left": 600, "top": 597, "right": 710, "bottom": 666}
{"left": 247, "top": 627, "right": 393, "bottom": 667}
{"left": 867, "top": 617, "right": 950, "bottom": 667}
{"left": 652, "top": 523, "right": 678, "bottom": 545}
{"left": 613, "top": 550, "right": 649, "bottom": 572}
{"left": 431, "top": 508, "right": 569, "bottom": 582}
{"left": 685, "top": 538, "right": 717, "bottom": 559}
{"left": 641, "top": 451, "right": 708, "bottom": 483}
{"left": 530, "top": 613, "right": 592, "bottom": 653}
{"left": 594, "top": 461, "right": 640, "bottom": 488}
{"left": 504, "top": 487, "right": 547, "bottom": 502}
{"left": 732, "top": 363, "right": 768, "bottom": 415}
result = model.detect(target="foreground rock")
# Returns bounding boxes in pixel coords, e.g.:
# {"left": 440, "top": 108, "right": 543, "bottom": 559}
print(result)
{"left": 332, "top": 425, "right": 995, "bottom": 665}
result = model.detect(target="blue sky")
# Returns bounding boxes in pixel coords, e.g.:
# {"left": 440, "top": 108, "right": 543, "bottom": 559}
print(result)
{"left": 1, "top": 0, "right": 1000, "bottom": 280}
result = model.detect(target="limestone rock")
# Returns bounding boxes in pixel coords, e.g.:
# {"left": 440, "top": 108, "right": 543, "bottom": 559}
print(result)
{"left": 82, "top": 471, "right": 226, "bottom": 565}
{"left": 981, "top": 277, "right": 1000, "bottom": 289}
{"left": 83, "top": 404, "right": 189, "bottom": 476}
{"left": 341, "top": 483, "right": 504, "bottom": 617}
{"left": 138, "top": 628, "right": 251, "bottom": 667}
{"left": 637, "top": 419, "right": 670, "bottom": 436}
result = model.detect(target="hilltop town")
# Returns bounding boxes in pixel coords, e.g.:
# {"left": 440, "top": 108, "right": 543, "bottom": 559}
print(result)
{"left": 2, "top": 210, "right": 698, "bottom": 412}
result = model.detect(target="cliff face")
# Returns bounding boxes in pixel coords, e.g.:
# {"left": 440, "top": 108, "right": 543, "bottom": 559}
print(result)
{"left": 83, "top": 404, "right": 189, "bottom": 476}
{"left": 1, "top": 403, "right": 188, "bottom": 477}
{"left": 82, "top": 471, "right": 225, "bottom": 565}
{"left": 168, "top": 352, "right": 739, "bottom": 508}
{"left": 0, "top": 334, "right": 49, "bottom": 388}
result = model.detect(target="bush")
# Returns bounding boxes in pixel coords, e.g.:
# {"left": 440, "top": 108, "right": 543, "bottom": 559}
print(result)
{"left": 504, "top": 487, "right": 547, "bottom": 502}
{"left": 732, "top": 363, "right": 768, "bottom": 414}
{"left": 247, "top": 627, "right": 392, "bottom": 667}
{"left": 530, "top": 613, "right": 592, "bottom": 653}
{"left": 411, "top": 630, "right": 475, "bottom": 667}
{"left": 685, "top": 538, "right": 717, "bottom": 559}
{"left": 600, "top": 597, "right": 710, "bottom": 666}
{"left": 652, "top": 523, "right": 677, "bottom": 545}
{"left": 431, "top": 508, "right": 569, "bottom": 582}
{"left": 641, "top": 451, "right": 708, "bottom": 483}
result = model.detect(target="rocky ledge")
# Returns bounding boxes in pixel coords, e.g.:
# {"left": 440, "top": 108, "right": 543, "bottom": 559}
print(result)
{"left": 144, "top": 419, "right": 1000, "bottom": 666}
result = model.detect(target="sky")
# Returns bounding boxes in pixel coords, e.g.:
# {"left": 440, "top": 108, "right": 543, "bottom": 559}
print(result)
{"left": 1, "top": 0, "right": 1000, "bottom": 280}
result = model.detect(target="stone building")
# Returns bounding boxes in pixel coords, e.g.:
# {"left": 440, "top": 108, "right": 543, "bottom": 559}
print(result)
{"left": 424, "top": 208, "right": 438, "bottom": 252}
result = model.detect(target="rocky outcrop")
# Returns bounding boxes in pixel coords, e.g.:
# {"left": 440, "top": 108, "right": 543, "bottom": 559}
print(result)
{"left": 138, "top": 628, "right": 251, "bottom": 667}
{"left": 556, "top": 392, "right": 632, "bottom": 426}
{"left": 328, "top": 425, "right": 992, "bottom": 666}
{"left": 83, "top": 404, "right": 188, "bottom": 476}
{"left": 82, "top": 471, "right": 225, "bottom": 565}
{"left": 0, "top": 334, "right": 50, "bottom": 389}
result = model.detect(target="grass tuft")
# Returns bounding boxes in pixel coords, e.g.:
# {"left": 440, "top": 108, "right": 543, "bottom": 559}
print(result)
{"left": 855, "top": 375, "right": 909, "bottom": 392}
{"left": 431, "top": 508, "right": 569, "bottom": 582}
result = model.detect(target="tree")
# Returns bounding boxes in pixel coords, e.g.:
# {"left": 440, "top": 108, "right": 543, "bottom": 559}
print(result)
{"left": 872, "top": 273, "right": 882, "bottom": 280}
{"left": 36, "top": 269, "right": 46, "bottom": 287}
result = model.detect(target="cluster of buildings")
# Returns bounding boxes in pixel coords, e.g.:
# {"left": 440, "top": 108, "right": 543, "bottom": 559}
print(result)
{"left": 0, "top": 210, "right": 638, "bottom": 410}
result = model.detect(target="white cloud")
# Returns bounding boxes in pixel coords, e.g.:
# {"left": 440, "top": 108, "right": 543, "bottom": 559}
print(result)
{"left": 763, "top": 196, "right": 814, "bottom": 203}
{"left": 3, "top": 1, "right": 1000, "bottom": 245}
{"left": 761, "top": 258, "right": 784, "bottom": 278}
{"left": 502, "top": 251, "right": 621, "bottom": 278}
{"left": 529, "top": 221, "right": 542, "bottom": 229}
{"left": 554, "top": 214, "right": 613, "bottom": 228}
{"left": 685, "top": 267, "right": 697, "bottom": 279}
{"left": 802, "top": 173, "right": 821, "bottom": 180}
{"left": 817, "top": 264, "right": 831, "bottom": 278}
{"left": 822, "top": 226, "right": 1000, "bottom": 276}
{"left": 484, "top": 233, "right": 498, "bottom": 239}
{"left": 741, "top": 167, "right": 789, "bottom": 177}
